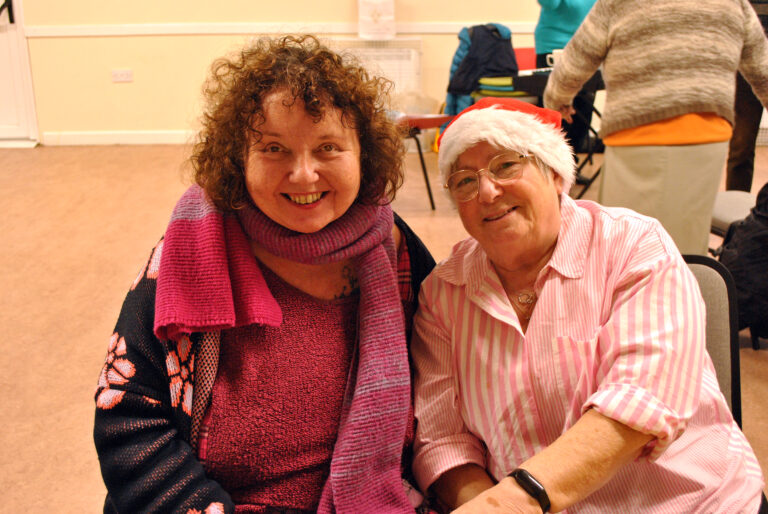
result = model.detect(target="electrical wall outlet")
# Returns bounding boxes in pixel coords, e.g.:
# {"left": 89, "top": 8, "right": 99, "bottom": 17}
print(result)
{"left": 111, "top": 69, "right": 134, "bottom": 83}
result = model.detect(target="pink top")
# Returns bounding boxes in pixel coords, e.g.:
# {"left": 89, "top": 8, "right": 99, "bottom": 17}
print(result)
{"left": 202, "top": 264, "right": 358, "bottom": 512}
{"left": 412, "top": 195, "right": 764, "bottom": 512}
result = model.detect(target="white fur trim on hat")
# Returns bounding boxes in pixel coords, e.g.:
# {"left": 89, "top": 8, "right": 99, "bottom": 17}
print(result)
{"left": 438, "top": 106, "right": 576, "bottom": 192}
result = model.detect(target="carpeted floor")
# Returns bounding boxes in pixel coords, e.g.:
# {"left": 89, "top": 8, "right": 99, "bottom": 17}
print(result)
{"left": 0, "top": 144, "right": 765, "bottom": 512}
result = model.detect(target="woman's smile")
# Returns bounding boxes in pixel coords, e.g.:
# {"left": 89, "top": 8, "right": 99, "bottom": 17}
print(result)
{"left": 283, "top": 192, "right": 326, "bottom": 205}
{"left": 483, "top": 205, "right": 519, "bottom": 222}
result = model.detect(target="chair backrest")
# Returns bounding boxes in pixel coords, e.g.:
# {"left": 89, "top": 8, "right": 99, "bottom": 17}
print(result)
{"left": 683, "top": 254, "right": 742, "bottom": 427}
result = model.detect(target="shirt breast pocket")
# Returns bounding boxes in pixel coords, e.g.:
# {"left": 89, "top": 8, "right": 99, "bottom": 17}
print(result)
{"left": 552, "top": 334, "right": 602, "bottom": 426}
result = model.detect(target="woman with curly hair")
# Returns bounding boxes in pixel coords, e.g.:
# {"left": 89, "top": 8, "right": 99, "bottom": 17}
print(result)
{"left": 93, "top": 35, "right": 435, "bottom": 513}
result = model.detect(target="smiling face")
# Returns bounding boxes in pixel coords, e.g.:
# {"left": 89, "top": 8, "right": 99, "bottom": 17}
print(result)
{"left": 454, "top": 141, "right": 564, "bottom": 272}
{"left": 244, "top": 90, "right": 362, "bottom": 233}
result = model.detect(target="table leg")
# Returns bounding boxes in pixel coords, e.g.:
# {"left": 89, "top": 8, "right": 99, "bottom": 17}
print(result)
{"left": 411, "top": 130, "right": 436, "bottom": 210}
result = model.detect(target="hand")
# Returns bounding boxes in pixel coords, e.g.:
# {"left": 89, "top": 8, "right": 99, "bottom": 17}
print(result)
{"left": 451, "top": 478, "right": 541, "bottom": 514}
{"left": 559, "top": 105, "right": 576, "bottom": 124}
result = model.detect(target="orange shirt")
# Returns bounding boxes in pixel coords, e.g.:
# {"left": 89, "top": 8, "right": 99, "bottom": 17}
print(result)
{"left": 603, "top": 113, "right": 732, "bottom": 146}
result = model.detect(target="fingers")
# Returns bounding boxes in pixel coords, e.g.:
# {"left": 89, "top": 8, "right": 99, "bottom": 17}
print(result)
{"left": 560, "top": 105, "right": 575, "bottom": 124}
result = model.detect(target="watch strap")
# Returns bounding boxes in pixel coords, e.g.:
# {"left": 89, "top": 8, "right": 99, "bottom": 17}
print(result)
{"left": 509, "top": 468, "right": 551, "bottom": 513}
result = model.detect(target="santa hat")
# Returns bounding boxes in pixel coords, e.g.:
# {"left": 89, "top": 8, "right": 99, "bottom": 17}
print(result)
{"left": 438, "top": 98, "right": 575, "bottom": 192}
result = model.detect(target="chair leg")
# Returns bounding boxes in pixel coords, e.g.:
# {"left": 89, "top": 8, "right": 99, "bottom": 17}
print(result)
{"left": 575, "top": 166, "right": 602, "bottom": 200}
{"left": 751, "top": 327, "right": 761, "bottom": 350}
{"left": 572, "top": 106, "right": 603, "bottom": 199}
{"left": 411, "top": 133, "right": 436, "bottom": 210}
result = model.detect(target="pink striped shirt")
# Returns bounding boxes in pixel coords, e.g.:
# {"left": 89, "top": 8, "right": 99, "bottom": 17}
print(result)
{"left": 412, "top": 195, "right": 764, "bottom": 513}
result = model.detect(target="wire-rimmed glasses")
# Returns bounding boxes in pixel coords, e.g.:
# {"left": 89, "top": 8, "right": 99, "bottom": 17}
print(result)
{"left": 444, "top": 151, "right": 531, "bottom": 202}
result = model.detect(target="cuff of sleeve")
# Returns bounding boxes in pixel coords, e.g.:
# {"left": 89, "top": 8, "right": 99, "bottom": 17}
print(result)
{"left": 586, "top": 383, "right": 688, "bottom": 460}
{"left": 543, "top": 76, "right": 573, "bottom": 110}
{"left": 412, "top": 433, "right": 486, "bottom": 493}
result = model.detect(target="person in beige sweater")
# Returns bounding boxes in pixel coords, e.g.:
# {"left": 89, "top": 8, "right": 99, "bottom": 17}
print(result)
{"left": 544, "top": 0, "right": 768, "bottom": 254}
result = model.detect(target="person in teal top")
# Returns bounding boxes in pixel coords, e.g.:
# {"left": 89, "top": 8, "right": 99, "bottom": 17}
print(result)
{"left": 535, "top": 0, "right": 598, "bottom": 157}
{"left": 535, "top": 0, "right": 597, "bottom": 61}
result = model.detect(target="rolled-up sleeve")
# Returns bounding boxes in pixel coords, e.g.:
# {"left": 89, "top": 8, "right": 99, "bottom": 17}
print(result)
{"left": 585, "top": 227, "right": 707, "bottom": 460}
{"left": 411, "top": 275, "right": 486, "bottom": 492}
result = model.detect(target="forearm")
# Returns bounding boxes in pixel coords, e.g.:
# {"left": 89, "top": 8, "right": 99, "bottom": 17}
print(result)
{"left": 97, "top": 415, "right": 233, "bottom": 512}
{"left": 543, "top": 3, "right": 607, "bottom": 109}
{"left": 450, "top": 409, "right": 652, "bottom": 513}
{"left": 95, "top": 353, "right": 234, "bottom": 513}
{"left": 544, "top": 49, "right": 602, "bottom": 109}
{"left": 433, "top": 464, "right": 497, "bottom": 510}
{"left": 515, "top": 409, "right": 652, "bottom": 511}
{"left": 739, "top": 4, "right": 768, "bottom": 106}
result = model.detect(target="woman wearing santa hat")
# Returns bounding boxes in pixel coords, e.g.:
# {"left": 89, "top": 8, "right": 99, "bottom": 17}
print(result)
{"left": 410, "top": 97, "right": 765, "bottom": 513}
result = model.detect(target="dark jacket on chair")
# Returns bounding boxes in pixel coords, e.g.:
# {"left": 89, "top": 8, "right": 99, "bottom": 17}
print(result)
{"left": 447, "top": 23, "right": 518, "bottom": 95}
{"left": 719, "top": 181, "right": 768, "bottom": 338}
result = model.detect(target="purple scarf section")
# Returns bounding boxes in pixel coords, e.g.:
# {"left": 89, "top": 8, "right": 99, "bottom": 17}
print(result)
{"left": 154, "top": 185, "right": 414, "bottom": 513}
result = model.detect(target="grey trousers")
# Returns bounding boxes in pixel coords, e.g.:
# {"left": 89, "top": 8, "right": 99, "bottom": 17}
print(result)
{"left": 600, "top": 142, "right": 728, "bottom": 255}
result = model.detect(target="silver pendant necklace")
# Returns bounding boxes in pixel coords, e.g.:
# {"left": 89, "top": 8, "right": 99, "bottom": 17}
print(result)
{"left": 511, "top": 290, "right": 537, "bottom": 320}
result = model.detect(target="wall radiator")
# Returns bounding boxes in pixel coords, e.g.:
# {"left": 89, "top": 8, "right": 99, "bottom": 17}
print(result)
{"left": 329, "top": 38, "right": 422, "bottom": 95}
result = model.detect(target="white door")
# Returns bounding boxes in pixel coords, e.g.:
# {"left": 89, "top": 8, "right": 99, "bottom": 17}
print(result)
{"left": 0, "top": 0, "right": 38, "bottom": 144}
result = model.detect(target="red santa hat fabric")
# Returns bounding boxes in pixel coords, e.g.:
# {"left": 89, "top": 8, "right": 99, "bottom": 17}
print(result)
{"left": 438, "top": 97, "right": 576, "bottom": 192}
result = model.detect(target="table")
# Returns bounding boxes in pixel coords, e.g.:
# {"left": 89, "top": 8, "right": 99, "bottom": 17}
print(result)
{"left": 512, "top": 68, "right": 604, "bottom": 98}
{"left": 394, "top": 113, "right": 455, "bottom": 210}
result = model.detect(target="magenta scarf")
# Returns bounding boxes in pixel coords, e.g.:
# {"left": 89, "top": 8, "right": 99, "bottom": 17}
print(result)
{"left": 154, "top": 185, "right": 414, "bottom": 512}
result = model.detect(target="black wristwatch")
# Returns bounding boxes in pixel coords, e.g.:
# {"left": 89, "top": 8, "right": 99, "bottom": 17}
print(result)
{"left": 508, "top": 468, "right": 551, "bottom": 513}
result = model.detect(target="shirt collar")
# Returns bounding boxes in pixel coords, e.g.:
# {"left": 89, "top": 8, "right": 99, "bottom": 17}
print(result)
{"left": 436, "top": 237, "right": 492, "bottom": 295}
{"left": 546, "top": 194, "right": 591, "bottom": 280}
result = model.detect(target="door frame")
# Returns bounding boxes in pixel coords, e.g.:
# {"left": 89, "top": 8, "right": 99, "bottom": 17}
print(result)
{"left": 0, "top": 0, "right": 38, "bottom": 146}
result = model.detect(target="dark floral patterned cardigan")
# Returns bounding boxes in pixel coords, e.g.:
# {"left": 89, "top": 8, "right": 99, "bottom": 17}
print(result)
{"left": 93, "top": 214, "right": 435, "bottom": 513}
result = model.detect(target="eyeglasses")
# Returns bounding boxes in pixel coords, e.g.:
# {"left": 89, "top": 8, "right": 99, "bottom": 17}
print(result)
{"left": 444, "top": 152, "right": 531, "bottom": 202}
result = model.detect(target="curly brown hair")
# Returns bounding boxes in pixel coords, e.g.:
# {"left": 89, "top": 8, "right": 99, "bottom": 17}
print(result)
{"left": 190, "top": 34, "right": 406, "bottom": 211}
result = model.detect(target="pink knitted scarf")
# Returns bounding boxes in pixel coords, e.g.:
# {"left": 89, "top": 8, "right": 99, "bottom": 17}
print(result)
{"left": 154, "top": 185, "right": 413, "bottom": 512}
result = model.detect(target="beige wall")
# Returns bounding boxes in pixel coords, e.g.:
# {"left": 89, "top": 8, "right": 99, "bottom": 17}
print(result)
{"left": 22, "top": 0, "right": 538, "bottom": 24}
{"left": 20, "top": 0, "right": 540, "bottom": 144}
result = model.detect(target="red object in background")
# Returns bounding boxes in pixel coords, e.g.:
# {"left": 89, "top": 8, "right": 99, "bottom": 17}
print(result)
{"left": 515, "top": 47, "right": 537, "bottom": 71}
